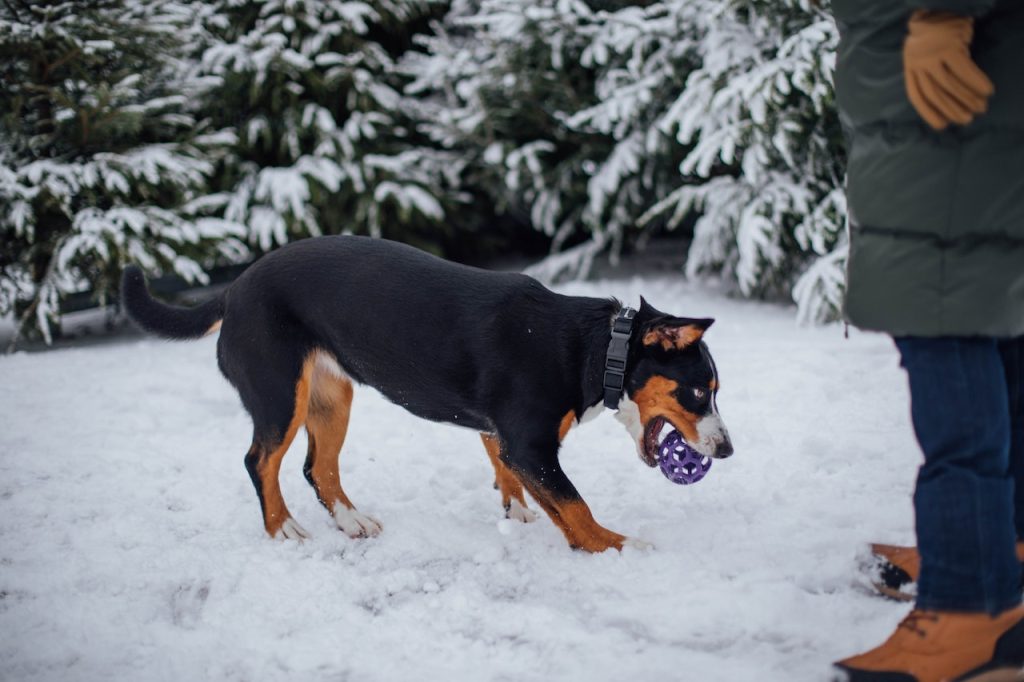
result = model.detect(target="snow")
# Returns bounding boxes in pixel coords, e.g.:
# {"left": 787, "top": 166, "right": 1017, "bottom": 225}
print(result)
{"left": 0, "top": 275, "right": 920, "bottom": 681}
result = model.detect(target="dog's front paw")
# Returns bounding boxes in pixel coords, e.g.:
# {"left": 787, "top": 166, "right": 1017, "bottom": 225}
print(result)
{"left": 621, "top": 537, "right": 655, "bottom": 551}
{"left": 331, "top": 503, "right": 382, "bottom": 538}
{"left": 273, "top": 517, "right": 310, "bottom": 541}
{"left": 506, "top": 499, "right": 538, "bottom": 523}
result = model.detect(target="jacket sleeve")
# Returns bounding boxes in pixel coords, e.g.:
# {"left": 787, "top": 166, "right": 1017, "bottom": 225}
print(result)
{"left": 903, "top": 0, "right": 996, "bottom": 16}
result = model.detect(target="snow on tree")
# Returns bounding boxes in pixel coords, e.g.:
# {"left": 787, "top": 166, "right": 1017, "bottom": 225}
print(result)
{"left": 0, "top": 0, "right": 243, "bottom": 347}
{"left": 197, "top": 0, "right": 460, "bottom": 254}
{"left": 405, "top": 0, "right": 646, "bottom": 280}
{"left": 2, "top": 0, "right": 851, "bottom": 345}
{"left": 406, "top": 0, "right": 847, "bottom": 321}
{"left": 642, "top": 0, "right": 846, "bottom": 321}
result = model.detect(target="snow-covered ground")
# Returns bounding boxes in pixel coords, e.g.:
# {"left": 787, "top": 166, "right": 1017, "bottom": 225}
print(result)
{"left": 0, "top": 276, "right": 920, "bottom": 682}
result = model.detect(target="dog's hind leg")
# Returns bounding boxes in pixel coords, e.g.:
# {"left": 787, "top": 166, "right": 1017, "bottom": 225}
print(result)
{"left": 242, "top": 357, "right": 314, "bottom": 540}
{"left": 304, "top": 352, "right": 381, "bottom": 538}
{"left": 480, "top": 433, "right": 537, "bottom": 523}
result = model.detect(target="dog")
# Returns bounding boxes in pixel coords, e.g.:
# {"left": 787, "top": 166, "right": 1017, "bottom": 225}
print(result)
{"left": 122, "top": 235, "right": 733, "bottom": 552}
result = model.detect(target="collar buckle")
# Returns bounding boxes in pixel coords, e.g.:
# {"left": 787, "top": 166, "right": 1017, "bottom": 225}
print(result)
{"left": 603, "top": 307, "right": 636, "bottom": 409}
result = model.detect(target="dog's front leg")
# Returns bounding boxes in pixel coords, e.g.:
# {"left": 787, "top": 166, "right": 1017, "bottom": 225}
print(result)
{"left": 503, "top": 430, "right": 628, "bottom": 553}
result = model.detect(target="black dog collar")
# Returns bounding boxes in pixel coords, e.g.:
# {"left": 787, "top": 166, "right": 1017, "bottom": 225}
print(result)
{"left": 603, "top": 307, "right": 637, "bottom": 409}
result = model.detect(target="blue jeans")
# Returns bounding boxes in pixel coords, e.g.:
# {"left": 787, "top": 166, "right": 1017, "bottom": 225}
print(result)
{"left": 895, "top": 336, "right": 1024, "bottom": 614}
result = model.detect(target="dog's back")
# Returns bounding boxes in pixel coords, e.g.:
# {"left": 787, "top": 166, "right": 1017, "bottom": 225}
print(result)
{"left": 214, "top": 235, "right": 602, "bottom": 430}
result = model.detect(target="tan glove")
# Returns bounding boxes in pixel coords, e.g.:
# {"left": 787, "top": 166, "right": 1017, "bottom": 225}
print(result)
{"left": 903, "top": 10, "right": 995, "bottom": 130}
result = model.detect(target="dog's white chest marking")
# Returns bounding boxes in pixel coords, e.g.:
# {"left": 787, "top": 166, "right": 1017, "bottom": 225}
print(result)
{"left": 613, "top": 396, "right": 646, "bottom": 461}
{"left": 578, "top": 402, "right": 604, "bottom": 425}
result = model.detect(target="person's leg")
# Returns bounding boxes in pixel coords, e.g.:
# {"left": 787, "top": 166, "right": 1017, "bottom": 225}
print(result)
{"left": 895, "top": 336, "right": 1020, "bottom": 614}
{"left": 1001, "top": 337, "right": 1024, "bottom": 542}
{"left": 867, "top": 336, "right": 1024, "bottom": 602}
{"left": 834, "top": 337, "right": 1024, "bottom": 682}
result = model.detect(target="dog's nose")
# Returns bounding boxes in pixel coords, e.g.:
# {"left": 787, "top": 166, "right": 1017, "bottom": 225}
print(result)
{"left": 715, "top": 439, "right": 734, "bottom": 458}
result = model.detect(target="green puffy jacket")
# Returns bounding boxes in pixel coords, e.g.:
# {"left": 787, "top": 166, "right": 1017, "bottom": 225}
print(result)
{"left": 833, "top": 0, "right": 1024, "bottom": 337}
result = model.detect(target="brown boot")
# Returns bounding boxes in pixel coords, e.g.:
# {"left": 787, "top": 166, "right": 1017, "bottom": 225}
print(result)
{"left": 870, "top": 542, "right": 1024, "bottom": 602}
{"left": 833, "top": 605, "right": 1024, "bottom": 682}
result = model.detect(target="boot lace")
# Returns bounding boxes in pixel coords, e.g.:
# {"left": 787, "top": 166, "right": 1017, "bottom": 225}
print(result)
{"left": 898, "top": 610, "right": 940, "bottom": 638}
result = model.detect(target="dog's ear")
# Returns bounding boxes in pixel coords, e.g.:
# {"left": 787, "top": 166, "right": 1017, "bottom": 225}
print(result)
{"left": 638, "top": 296, "right": 663, "bottom": 319}
{"left": 641, "top": 317, "right": 714, "bottom": 351}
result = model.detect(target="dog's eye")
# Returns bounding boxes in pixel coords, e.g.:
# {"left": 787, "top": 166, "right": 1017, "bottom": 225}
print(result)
{"left": 692, "top": 387, "right": 707, "bottom": 401}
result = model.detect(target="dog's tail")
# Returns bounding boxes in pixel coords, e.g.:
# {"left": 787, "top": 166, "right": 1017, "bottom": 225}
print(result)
{"left": 121, "top": 265, "right": 225, "bottom": 340}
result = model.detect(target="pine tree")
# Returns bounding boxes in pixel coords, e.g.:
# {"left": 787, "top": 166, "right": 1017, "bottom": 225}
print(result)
{"left": 405, "top": 0, "right": 710, "bottom": 280}
{"left": 405, "top": 0, "right": 624, "bottom": 279}
{"left": 407, "top": 0, "right": 847, "bottom": 321}
{"left": 642, "top": 0, "right": 846, "bottom": 320}
{"left": 546, "top": 0, "right": 707, "bottom": 279}
{"left": 2, "top": 0, "right": 851, "bottom": 344}
{"left": 0, "top": 0, "right": 242, "bottom": 346}
{"left": 196, "top": 0, "right": 462, "bottom": 256}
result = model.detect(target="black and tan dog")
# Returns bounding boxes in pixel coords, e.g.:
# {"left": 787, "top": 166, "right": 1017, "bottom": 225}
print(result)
{"left": 122, "top": 235, "right": 732, "bottom": 552}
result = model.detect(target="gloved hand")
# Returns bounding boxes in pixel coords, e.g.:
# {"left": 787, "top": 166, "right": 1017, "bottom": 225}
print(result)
{"left": 903, "top": 10, "right": 994, "bottom": 130}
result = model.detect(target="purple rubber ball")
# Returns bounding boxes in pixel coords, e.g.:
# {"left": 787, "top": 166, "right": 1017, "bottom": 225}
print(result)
{"left": 658, "top": 430, "right": 712, "bottom": 485}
